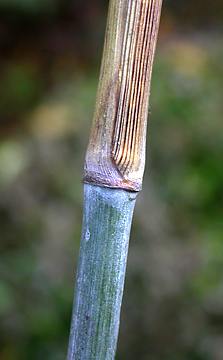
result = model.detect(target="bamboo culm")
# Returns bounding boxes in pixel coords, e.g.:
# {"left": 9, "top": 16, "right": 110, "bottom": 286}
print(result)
{"left": 67, "top": 185, "right": 136, "bottom": 359}
{"left": 67, "top": 0, "right": 163, "bottom": 358}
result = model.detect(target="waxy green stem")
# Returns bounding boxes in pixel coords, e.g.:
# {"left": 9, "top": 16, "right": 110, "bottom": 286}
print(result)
{"left": 67, "top": 184, "right": 136, "bottom": 359}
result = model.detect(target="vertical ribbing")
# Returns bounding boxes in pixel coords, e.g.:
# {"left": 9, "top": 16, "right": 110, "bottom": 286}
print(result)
{"left": 112, "top": 0, "right": 162, "bottom": 176}
{"left": 84, "top": 0, "right": 163, "bottom": 191}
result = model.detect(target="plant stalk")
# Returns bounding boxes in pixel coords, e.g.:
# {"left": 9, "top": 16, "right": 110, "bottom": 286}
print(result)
{"left": 67, "top": 184, "right": 136, "bottom": 359}
{"left": 67, "top": 0, "right": 163, "bottom": 358}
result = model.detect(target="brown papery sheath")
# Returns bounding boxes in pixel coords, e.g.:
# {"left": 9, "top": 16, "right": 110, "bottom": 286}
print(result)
{"left": 84, "top": 0, "right": 163, "bottom": 191}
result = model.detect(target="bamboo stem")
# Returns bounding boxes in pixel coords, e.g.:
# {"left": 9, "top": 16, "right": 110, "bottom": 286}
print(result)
{"left": 67, "top": 184, "right": 136, "bottom": 359}
{"left": 67, "top": 0, "right": 162, "bottom": 358}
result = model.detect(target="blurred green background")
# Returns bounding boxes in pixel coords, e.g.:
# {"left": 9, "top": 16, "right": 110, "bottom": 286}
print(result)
{"left": 0, "top": 1, "right": 223, "bottom": 359}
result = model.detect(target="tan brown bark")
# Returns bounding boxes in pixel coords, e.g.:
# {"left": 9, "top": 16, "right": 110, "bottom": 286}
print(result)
{"left": 84, "top": 0, "right": 163, "bottom": 191}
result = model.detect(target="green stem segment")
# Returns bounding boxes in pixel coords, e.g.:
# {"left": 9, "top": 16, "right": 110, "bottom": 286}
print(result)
{"left": 67, "top": 184, "right": 136, "bottom": 359}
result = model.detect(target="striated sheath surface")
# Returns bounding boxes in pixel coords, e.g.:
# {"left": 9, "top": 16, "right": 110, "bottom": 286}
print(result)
{"left": 84, "top": 0, "right": 163, "bottom": 191}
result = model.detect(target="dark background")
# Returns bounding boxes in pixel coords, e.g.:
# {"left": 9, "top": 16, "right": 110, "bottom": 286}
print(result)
{"left": 0, "top": 1, "right": 223, "bottom": 359}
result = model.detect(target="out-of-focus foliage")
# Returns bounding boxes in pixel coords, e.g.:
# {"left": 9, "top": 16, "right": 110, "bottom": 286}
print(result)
{"left": 0, "top": 0, "right": 59, "bottom": 14}
{"left": 0, "top": 1, "right": 223, "bottom": 359}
